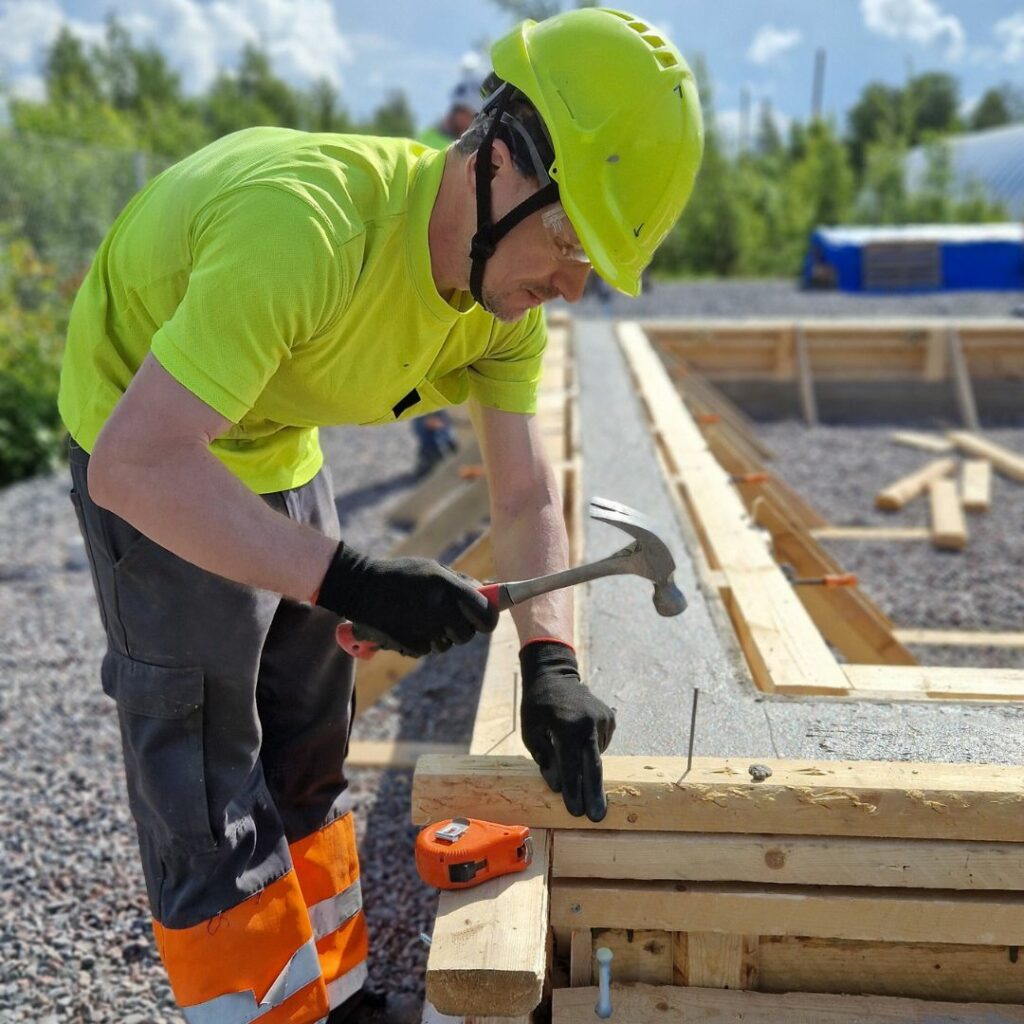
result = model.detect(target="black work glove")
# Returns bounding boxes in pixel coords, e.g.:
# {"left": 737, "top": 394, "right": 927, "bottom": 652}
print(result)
{"left": 520, "top": 640, "right": 616, "bottom": 822}
{"left": 316, "top": 542, "right": 498, "bottom": 658}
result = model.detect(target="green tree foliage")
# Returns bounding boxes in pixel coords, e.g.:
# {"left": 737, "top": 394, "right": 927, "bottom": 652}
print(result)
{"left": 968, "top": 84, "right": 1024, "bottom": 131}
{"left": 368, "top": 90, "right": 416, "bottom": 139}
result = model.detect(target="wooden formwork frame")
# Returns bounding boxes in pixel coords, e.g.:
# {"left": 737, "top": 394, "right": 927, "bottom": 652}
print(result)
{"left": 618, "top": 321, "right": 1024, "bottom": 702}
{"left": 413, "top": 317, "right": 1024, "bottom": 1024}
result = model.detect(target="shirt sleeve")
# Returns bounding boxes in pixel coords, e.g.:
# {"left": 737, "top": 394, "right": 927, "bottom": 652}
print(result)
{"left": 467, "top": 306, "right": 549, "bottom": 414}
{"left": 150, "top": 186, "right": 344, "bottom": 423}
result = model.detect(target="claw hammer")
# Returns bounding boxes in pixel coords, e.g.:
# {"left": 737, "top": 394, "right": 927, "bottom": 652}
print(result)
{"left": 338, "top": 496, "right": 686, "bottom": 659}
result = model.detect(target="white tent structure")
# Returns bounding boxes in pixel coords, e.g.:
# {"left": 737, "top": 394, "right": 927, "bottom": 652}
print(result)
{"left": 907, "top": 123, "right": 1024, "bottom": 218}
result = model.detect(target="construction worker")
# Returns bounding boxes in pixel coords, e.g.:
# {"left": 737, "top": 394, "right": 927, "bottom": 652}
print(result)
{"left": 58, "top": 8, "right": 703, "bottom": 1023}
{"left": 410, "top": 59, "right": 488, "bottom": 476}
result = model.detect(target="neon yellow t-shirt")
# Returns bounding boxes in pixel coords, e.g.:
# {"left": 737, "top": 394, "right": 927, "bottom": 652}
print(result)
{"left": 58, "top": 127, "right": 547, "bottom": 493}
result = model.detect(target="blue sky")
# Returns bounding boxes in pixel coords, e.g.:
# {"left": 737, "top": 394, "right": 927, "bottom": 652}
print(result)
{"left": 2, "top": 1, "right": 1022, "bottom": 142}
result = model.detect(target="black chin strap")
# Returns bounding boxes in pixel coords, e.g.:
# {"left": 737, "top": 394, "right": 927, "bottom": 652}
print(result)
{"left": 469, "top": 88, "right": 560, "bottom": 309}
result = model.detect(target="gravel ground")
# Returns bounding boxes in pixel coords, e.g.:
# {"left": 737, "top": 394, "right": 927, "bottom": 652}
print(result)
{"left": 2, "top": 280, "right": 1022, "bottom": 1020}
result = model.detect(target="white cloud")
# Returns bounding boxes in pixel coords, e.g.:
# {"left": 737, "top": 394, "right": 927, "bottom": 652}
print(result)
{"left": 861, "top": 0, "right": 965, "bottom": 60}
{"left": 0, "top": 0, "right": 352, "bottom": 99}
{"left": 747, "top": 25, "right": 803, "bottom": 66}
{"left": 994, "top": 11, "right": 1024, "bottom": 64}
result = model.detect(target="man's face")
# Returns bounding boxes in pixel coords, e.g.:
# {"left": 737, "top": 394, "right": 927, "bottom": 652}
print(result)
{"left": 480, "top": 172, "right": 593, "bottom": 323}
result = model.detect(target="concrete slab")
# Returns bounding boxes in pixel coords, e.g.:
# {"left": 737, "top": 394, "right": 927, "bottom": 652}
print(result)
{"left": 576, "top": 318, "right": 1024, "bottom": 765}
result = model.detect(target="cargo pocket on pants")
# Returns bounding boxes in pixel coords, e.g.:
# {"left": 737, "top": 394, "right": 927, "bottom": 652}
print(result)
{"left": 101, "top": 649, "right": 217, "bottom": 856}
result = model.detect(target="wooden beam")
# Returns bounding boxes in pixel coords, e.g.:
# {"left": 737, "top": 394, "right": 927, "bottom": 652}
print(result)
{"left": 550, "top": 879, "right": 1024, "bottom": 945}
{"left": 551, "top": 982, "right": 1024, "bottom": 1023}
{"left": 948, "top": 432, "right": 1024, "bottom": 482}
{"left": 426, "top": 829, "right": 550, "bottom": 1017}
{"left": 591, "top": 928, "right": 673, "bottom": 985}
{"left": 794, "top": 324, "right": 818, "bottom": 426}
{"left": 343, "top": 740, "right": 466, "bottom": 770}
{"left": 889, "top": 431, "right": 954, "bottom": 454}
{"left": 412, "top": 754, "right": 1024, "bottom": 842}
{"left": 386, "top": 440, "right": 483, "bottom": 528}
{"left": 390, "top": 477, "right": 489, "bottom": 557}
{"left": 812, "top": 526, "right": 930, "bottom": 541}
{"left": 875, "top": 458, "right": 957, "bottom": 510}
{"left": 568, "top": 931, "right": 591, "bottom": 987}
{"left": 962, "top": 459, "right": 992, "bottom": 513}
{"left": 552, "top": 831, "right": 1024, "bottom": 890}
{"left": 618, "top": 322, "right": 848, "bottom": 695}
{"left": 947, "top": 326, "right": 981, "bottom": 431}
{"left": 685, "top": 932, "right": 758, "bottom": 989}
{"left": 759, "top": 936, "right": 1024, "bottom": 1004}
{"left": 844, "top": 664, "right": 1024, "bottom": 702}
{"left": 894, "top": 628, "right": 1024, "bottom": 648}
{"left": 929, "top": 478, "right": 968, "bottom": 550}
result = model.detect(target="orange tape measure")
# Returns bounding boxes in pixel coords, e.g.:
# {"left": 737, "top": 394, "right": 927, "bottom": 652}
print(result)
{"left": 415, "top": 817, "right": 533, "bottom": 890}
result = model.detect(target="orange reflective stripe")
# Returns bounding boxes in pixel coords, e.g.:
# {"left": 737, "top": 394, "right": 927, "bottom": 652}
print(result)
{"left": 153, "top": 870, "right": 327, "bottom": 1019}
{"left": 316, "top": 908, "right": 369, "bottom": 992}
{"left": 290, "top": 812, "right": 360, "bottom": 910}
{"left": 290, "top": 811, "right": 368, "bottom": 1000}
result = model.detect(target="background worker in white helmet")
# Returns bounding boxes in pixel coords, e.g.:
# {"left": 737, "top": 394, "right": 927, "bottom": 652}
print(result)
{"left": 411, "top": 57, "right": 488, "bottom": 476}
{"left": 58, "top": 8, "right": 703, "bottom": 1023}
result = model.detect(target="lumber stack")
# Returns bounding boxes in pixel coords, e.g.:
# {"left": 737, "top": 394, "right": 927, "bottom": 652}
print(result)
{"left": 414, "top": 754, "right": 1024, "bottom": 1020}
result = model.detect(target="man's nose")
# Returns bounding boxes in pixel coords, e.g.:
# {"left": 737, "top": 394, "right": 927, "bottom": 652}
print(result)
{"left": 555, "top": 264, "right": 591, "bottom": 304}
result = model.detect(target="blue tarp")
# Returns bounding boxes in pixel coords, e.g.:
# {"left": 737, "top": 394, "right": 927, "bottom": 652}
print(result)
{"left": 803, "top": 224, "right": 1024, "bottom": 293}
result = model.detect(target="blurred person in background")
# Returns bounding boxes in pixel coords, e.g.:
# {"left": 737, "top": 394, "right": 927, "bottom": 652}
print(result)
{"left": 410, "top": 56, "right": 488, "bottom": 477}
{"left": 58, "top": 8, "right": 702, "bottom": 1023}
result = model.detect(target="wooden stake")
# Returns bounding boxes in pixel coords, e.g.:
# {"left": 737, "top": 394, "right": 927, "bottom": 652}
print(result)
{"left": 961, "top": 459, "right": 992, "bottom": 513}
{"left": 929, "top": 478, "right": 968, "bottom": 550}
{"left": 875, "top": 458, "right": 956, "bottom": 510}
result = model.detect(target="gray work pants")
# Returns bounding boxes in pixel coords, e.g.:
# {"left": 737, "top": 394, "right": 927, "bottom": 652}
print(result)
{"left": 68, "top": 440, "right": 356, "bottom": 930}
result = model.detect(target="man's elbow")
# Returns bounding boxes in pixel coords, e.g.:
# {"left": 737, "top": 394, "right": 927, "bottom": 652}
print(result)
{"left": 86, "top": 429, "right": 129, "bottom": 513}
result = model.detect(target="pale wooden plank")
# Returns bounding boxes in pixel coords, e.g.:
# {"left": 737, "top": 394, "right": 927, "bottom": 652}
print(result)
{"left": 759, "top": 935, "right": 1024, "bottom": 1004}
{"left": 426, "top": 825, "right": 550, "bottom": 1017}
{"left": 947, "top": 326, "right": 981, "bottom": 432}
{"left": 894, "top": 628, "right": 1024, "bottom": 648}
{"left": 568, "top": 930, "right": 591, "bottom": 987}
{"left": 962, "top": 459, "right": 992, "bottom": 512}
{"left": 552, "top": 831, "right": 1024, "bottom": 890}
{"left": 845, "top": 664, "right": 1024, "bottom": 702}
{"left": 812, "top": 526, "right": 930, "bottom": 541}
{"left": 949, "top": 431, "right": 1024, "bottom": 482}
{"left": 344, "top": 740, "right": 466, "bottom": 770}
{"left": 412, "top": 754, "right": 1024, "bottom": 842}
{"left": 387, "top": 439, "right": 483, "bottom": 528}
{"left": 889, "top": 431, "right": 954, "bottom": 454}
{"left": 794, "top": 324, "right": 818, "bottom": 425}
{"left": 552, "top": 982, "right": 1024, "bottom": 1023}
{"left": 391, "top": 477, "right": 490, "bottom": 557}
{"left": 550, "top": 878, "right": 1024, "bottom": 945}
{"left": 618, "top": 321, "right": 847, "bottom": 695}
{"left": 929, "top": 478, "right": 968, "bottom": 550}
{"left": 591, "top": 929, "right": 672, "bottom": 985}
{"left": 875, "top": 458, "right": 957, "bottom": 510}
{"left": 687, "top": 931, "right": 758, "bottom": 989}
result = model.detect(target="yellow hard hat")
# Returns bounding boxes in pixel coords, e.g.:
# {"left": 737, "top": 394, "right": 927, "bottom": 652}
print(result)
{"left": 491, "top": 8, "right": 704, "bottom": 296}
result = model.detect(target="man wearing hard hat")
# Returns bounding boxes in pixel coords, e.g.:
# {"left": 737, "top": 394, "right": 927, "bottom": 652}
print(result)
{"left": 59, "top": 8, "right": 703, "bottom": 1023}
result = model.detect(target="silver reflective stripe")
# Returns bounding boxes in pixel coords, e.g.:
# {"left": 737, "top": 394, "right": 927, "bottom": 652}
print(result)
{"left": 326, "top": 791, "right": 354, "bottom": 822}
{"left": 325, "top": 960, "right": 368, "bottom": 1010}
{"left": 182, "top": 937, "right": 322, "bottom": 1024}
{"left": 308, "top": 879, "right": 363, "bottom": 941}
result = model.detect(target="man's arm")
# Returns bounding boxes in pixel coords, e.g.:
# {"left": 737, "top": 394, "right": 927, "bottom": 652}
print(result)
{"left": 89, "top": 353, "right": 336, "bottom": 601}
{"left": 468, "top": 400, "right": 573, "bottom": 643}
{"left": 470, "top": 400, "right": 615, "bottom": 821}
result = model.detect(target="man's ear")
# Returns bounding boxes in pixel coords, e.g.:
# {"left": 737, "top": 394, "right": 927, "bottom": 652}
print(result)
{"left": 465, "top": 139, "right": 513, "bottom": 187}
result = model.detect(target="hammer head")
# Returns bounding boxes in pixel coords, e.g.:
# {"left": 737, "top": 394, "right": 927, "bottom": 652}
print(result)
{"left": 589, "top": 496, "right": 687, "bottom": 617}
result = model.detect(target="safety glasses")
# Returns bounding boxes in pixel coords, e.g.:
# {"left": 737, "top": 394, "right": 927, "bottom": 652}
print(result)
{"left": 541, "top": 205, "right": 591, "bottom": 265}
